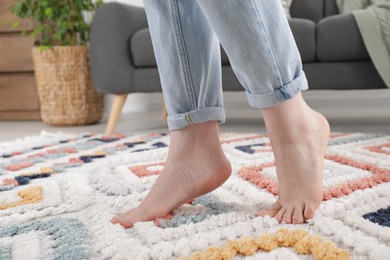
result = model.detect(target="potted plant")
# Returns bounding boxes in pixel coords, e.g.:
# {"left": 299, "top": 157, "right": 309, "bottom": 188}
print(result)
{"left": 10, "top": 0, "right": 105, "bottom": 126}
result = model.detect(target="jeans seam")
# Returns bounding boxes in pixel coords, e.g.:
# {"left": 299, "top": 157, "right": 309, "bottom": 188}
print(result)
{"left": 170, "top": 0, "right": 196, "bottom": 111}
{"left": 249, "top": 0, "right": 284, "bottom": 88}
{"left": 184, "top": 113, "right": 192, "bottom": 124}
{"left": 275, "top": 88, "right": 286, "bottom": 100}
{"left": 187, "top": 113, "right": 195, "bottom": 124}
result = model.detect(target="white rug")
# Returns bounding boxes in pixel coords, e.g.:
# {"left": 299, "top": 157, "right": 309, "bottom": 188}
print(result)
{"left": 0, "top": 131, "right": 389, "bottom": 259}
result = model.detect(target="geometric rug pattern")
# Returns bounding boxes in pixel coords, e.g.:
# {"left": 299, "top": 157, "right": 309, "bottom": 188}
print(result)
{"left": 0, "top": 131, "right": 389, "bottom": 259}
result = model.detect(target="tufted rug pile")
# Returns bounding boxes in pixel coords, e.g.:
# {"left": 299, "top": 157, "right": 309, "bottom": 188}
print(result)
{"left": 0, "top": 131, "right": 389, "bottom": 259}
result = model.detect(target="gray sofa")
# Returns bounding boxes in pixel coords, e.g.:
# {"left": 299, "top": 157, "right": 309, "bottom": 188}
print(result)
{"left": 89, "top": 0, "right": 387, "bottom": 133}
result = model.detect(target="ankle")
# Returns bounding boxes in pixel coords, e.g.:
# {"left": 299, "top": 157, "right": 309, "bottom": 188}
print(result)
{"left": 170, "top": 121, "right": 221, "bottom": 148}
{"left": 268, "top": 117, "right": 314, "bottom": 145}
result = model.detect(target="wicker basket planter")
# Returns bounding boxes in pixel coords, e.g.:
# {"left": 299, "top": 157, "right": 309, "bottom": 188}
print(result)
{"left": 32, "top": 46, "right": 103, "bottom": 126}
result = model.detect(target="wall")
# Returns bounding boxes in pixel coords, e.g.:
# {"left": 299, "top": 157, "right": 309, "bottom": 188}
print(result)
{"left": 0, "top": 0, "right": 40, "bottom": 120}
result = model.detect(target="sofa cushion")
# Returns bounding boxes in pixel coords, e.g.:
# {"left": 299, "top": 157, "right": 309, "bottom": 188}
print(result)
{"left": 130, "top": 28, "right": 230, "bottom": 67}
{"left": 289, "top": 18, "right": 316, "bottom": 62}
{"left": 303, "top": 62, "right": 387, "bottom": 89}
{"left": 216, "top": 19, "right": 316, "bottom": 65}
{"left": 131, "top": 28, "right": 230, "bottom": 67}
{"left": 290, "top": 0, "right": 325, "bottom": 23}
{"left": 131, "top": 18, "right": 316, "bottom": 68}
{"left": 130, "top": 28, "right": 155, "bottom": 68}
{"left": 317, "top": 13, "right": 370, "bottom": 62}
{"left": 220, "top": 48, "right": 229, "bottom": 65}
{"left": 324, "top": 0, "right": 339, "bottom": 17}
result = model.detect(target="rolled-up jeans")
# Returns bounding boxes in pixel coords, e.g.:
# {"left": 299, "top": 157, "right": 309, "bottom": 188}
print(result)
{"left": 143, "top": 0, "right": 308, "bottom": 131}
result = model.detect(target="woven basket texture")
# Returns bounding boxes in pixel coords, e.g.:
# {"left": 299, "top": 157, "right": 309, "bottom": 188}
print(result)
{"left": 32, "top": 46, "right": 103, "bottom": 126}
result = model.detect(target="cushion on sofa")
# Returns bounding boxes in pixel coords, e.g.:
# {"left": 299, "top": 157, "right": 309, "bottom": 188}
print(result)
{"left": 289, "top": 18, "right": 316, "bottom": 62}
{"left": 130, "top": 28, "right": 230, "bottom": 68}
{"left": 324, "top": 0, "right": 339, "bottom": 17}
{"left": 218, "top": 19, "right": 316, "bottom": 64}
{"left": 303, "top": 62, "right": 387, "bottom": 90}
{"left": 208, "top": 18, "right": 316, "bottom": 65}
{"left": 317, "top": 13, "right": 370, "bottom": 62}
{"left": 130, "top": 28, "right": 155, "bottom": 68}
{"left": 290, "top": 0, "right": 325, "bottom": 22}
{"left": 130, "top": 18, "right": 316, "bottom": 68}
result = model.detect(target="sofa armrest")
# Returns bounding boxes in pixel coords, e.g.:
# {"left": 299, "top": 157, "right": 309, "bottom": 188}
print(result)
{"left": 90, "top": 2, "right": 148, "bottom": 94}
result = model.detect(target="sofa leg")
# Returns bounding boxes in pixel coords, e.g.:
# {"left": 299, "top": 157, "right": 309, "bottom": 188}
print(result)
{"left": 106, "top": 94, "right": 128, "bottom": 134}
{"left": 162, "top": 103, "right": 168, "bottom": 120}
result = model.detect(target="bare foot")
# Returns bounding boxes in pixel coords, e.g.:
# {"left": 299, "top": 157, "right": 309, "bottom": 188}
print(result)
{"left": 111, "top": 121, "right": 231, "bottom": 228}
{"left": 259, "top": 93, "right": 330, "bottom": 224}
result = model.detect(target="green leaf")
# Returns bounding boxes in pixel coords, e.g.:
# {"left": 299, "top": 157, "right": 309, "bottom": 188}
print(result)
{"left": 31, "top": 26, "right": 43, "bottom": 37}
{"left": 8, "top": 0, "right": 105, "bottom": 46}
{"left": 11, "top": 21, "right": 20, "bottom": 29}
{"left": 54, "top": 32, "right": 62, "bottom": 41}
{"left": 96, "top": 0, "right": 104, "bottom": 8}
{"left": 38, "top": 45, "right": 52, "bottom": 52}
{"left": 44, "top": 8, "right": 53, "bottom": 18}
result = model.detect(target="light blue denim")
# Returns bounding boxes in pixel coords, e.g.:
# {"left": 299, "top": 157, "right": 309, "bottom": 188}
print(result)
{"left": 143, "top": 0, "right": 309, "bottom": 131}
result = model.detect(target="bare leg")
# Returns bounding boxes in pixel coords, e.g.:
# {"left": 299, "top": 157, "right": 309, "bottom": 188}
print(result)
{"left": 111, "top": 121, "right": 231, "bottom": 228}
{"left": 259, "top": 92, "right": 330, "bottom": 224}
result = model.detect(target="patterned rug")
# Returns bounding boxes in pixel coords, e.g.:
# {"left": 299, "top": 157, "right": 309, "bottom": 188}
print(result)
{"left": 0, "top": 131, "right": 389, "bottom": 259}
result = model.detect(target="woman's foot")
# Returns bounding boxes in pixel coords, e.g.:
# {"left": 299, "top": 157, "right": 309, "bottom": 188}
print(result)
{"left": 111, "top": 121, "right": 231, "bottom": 228}
{"left": 259, "top": 93, "right": 330, "bottom": 224}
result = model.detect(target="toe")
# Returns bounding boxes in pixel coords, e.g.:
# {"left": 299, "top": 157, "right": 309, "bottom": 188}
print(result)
{"left": 111, "top": 215, "right": 125, "bottom": 225}
{"left": 274, "top": 208, "right": 287, "bottom": 223}
{"left": 292, "top": 207, "right": 304, "bottom": 224}
{"left": 282, "top": 207, "right": 294, "bottom": 224}
{"left": 303, "top": 205, "right": 316, "bottom": 220}
{"left": 259, "top": 200, "right": 282, "bottom": 217}
{"left": 111, "top": 215, "right": 134, "bottom": 228}
{"left": 111, "top": 216, "right": 120, "bottom": 225}
{"left": 257, "top": 210, "right": 267, "bottom": 216}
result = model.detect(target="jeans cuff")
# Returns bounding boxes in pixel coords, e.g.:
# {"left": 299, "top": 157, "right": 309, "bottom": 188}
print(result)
{"left": 167, "top": 107, "right": 226, "bottom": 131}
{"left": 246, "top": 72, "right": 309, "bottom": 109}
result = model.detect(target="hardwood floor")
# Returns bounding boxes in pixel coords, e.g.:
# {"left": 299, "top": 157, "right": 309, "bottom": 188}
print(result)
{"left": 0, "top": 108, "right": 389, "bottom": 142}
{"left": 0, "top": 89, "right": 389, "bottom": 142}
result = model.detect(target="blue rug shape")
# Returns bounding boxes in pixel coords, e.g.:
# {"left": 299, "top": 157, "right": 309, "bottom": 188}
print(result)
{"left": 0, "top": 217, "right": 89, "bottom": 260}
{"left": 363, "top": 206, "right": 390, "bottom": 227}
